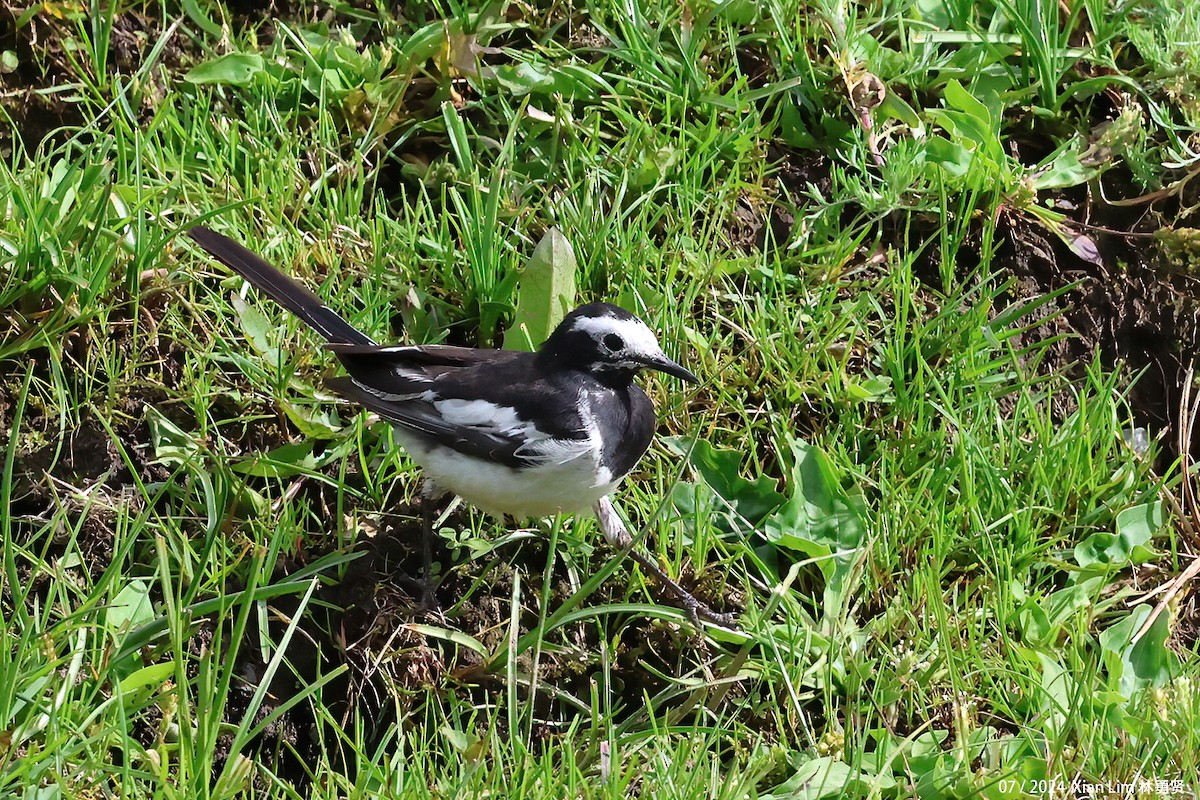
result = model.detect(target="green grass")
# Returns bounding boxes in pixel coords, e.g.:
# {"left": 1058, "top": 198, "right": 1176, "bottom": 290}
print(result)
{"left": 3, "top": 0, "right": 1200, "bottom": 796}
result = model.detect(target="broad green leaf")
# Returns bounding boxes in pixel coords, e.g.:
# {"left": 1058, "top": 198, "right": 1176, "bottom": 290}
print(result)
{"left": 925, "top": 136, "right": 974, "bottom": 178}
{"left": 492, "top": 62, "right": 556, "bottom": 96}
{"left": 713, "top": 0, "right": 760, "bottom": 24}
{"left": 1032, "top": 144, "right": 1101, "bottom": 190}
{"left": 440, "top": 725, "right": 472, "bottom": 752}
{"left": 673, "top": 439, "right": 860, "bottom": 582}
{"left": 878, "top": 91, "right": 923, "bottom": 132}
{"left": 1117, "top": 501, "right": 1165, "bottom": 540}
{"left": 439, "top": 724, "right": 485, "bottom": 761}
{"left": 146, "top": 406, "right": 202, "bottom": 466}
{"left": 763, "top": 439, "right": 866, "bottom": 557}
{"left": 762, "top": 756, "right": 891, "bottom": 799}
{"left": 399, "top": 20, "right": 451, "bottom": 64}
{"left": 669, "top": 437, "right": 784, "bottom": 530}
{"left": 107, "top": 580, "right": 154, "bottom": 638}
{"left": 941, "top": 80, "right": 999, "bottom": 157}
{"left": 779, "top": 101, "right": 817, "bottom": 148}
{"left": 144, "top": 407, "right": 219, "bottom": 532}
{"left": 509, "top": 228, "right": 577, "bottom": 351}
{"left": 235, "top": 483, "right": 271, "bottom": 517}
{"left": 762, "top": 438, "right": 867, "bottom": 611}
{"left": 1036, "top": 652, "right": 1073, "bottom": 735}
{"left": 1015, "top": 597, "right": 1049, "bottom": 644}
{"left": 184, "top": 53, "right": 264, "bottom": 87}
{"left": 633, "top": 145, "right": 679, "bottom": 188}
{"left": 1074, "top": 501, "right": 1162, "bottom": 569}
{"left": 844, "top": 374, "right": 894, "bottom": 403}
{"left": 281, "top": 399, "right": 342, "bottom": 439}
{"left": 231, "top": 292, "right": 282, "bottom": 363}
{"left": 1099, "top": 604, "right": 1181, "bottom": 697}
{"left": 908, "top": 729, "right": 951, "bottom": 776}
{"left": 118, "top": 662, "right": 176, "bottom": 695}
{"left": 1015, "top": 575, "right": 1105, "bottom": 644}
{"left": 489, "top": 62, "right": 608, "bottom": 99}
{"left": 914, "top": 0, "right": 952, "bottom": 28}
{"left": 232, "top": 441, "right": 319, "bottom": 478}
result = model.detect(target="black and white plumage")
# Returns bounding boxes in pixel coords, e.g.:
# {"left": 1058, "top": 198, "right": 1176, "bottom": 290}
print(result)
{"left": 189, "top": 226, "right": 739, "bottom": 626}
{"left": 187, "top": 226, "right": 697, "bottom": 523}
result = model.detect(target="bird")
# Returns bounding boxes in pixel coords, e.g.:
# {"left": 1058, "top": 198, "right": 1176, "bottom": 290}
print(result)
{"left": 188, "top": 225, "right": 733, "bottom": 625}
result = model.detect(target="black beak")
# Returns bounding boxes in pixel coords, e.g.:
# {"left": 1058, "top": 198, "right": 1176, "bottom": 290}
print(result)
{"left": 646, "top": 355, "right": 699, "bottom": 384}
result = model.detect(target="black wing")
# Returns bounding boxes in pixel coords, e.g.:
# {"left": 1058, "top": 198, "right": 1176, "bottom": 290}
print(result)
{"left": 323, "top": 342, "right": 497, "bottom": 366}
{"left": 326, "top": 377, "right": 535, "bottom": 468}
{"left": 321, "top": 345, "right": 530, "bottom": 403}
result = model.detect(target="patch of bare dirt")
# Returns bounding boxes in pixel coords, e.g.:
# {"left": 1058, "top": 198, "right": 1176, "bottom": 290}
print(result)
{"left": 895, "top": 172, "right": 1200, "bottom": 460}
{"left": 194, "top": 508, "right": 742, "bottom": 790}
{"left": 0, "top": 3, "right": 200, "bottom": 154}
{"left": 5, "top": 400, "right": 155, "bottom": 587}
{"left": 0, "top": 4, "right": 86, "bottom": 154}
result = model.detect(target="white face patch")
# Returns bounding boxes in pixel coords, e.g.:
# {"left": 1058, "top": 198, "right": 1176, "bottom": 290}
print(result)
{"left": 570, "top": 314, "right": 664, "bottom": 364}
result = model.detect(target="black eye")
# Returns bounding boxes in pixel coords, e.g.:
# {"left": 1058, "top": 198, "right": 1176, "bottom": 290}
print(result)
{"left": 603, "top": 333, "right": 624, "bottom": 351}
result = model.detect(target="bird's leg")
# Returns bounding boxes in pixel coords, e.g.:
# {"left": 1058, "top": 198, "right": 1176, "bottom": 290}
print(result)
{"left": 414, "top": 479, "right": 449, "bottom": 611}
{"left": 419, "top": 493, "right": 436, "bottom": 609}
{"left": 593, "top": 497, "right": 737, "bottom": 628}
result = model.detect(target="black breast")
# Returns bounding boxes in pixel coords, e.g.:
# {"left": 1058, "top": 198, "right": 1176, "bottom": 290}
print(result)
{"left": 590, "top": 385, "right": 656, "bottom": 480}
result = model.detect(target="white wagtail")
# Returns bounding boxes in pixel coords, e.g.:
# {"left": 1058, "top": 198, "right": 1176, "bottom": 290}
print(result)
{"left": 189, "top": 226, "right": 733, "bottom": 625}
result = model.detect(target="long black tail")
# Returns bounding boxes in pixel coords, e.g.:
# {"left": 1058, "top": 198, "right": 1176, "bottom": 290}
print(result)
{"left": 188, "top": 226, "right": 376, "bottom": 347}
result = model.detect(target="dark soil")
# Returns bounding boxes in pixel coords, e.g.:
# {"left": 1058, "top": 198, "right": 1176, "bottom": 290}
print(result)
{"left": 0, "top": 3, "right": 198, "bottom": 154}
{"left": 1, "top": 4, "right": 83, "bottom": 154}
{"left": 755, "top": 132, "right": 1200, "bottom": 464}
{"left": 194, "top": 508, "right": 740, "bottom": 790}
{"left": 917, "top": 181, "right": 1200, "bottom": 461}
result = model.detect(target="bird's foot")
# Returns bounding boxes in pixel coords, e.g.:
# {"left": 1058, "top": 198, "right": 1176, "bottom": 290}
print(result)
{"left": 680, "top": 595, "right": 739, "bottom": 628}
{"left": 395, "top": 571, "right": 443, "bottom": 615}
{"left": 624, "top": 537, "right": 739, "bottom": 630}
{"left": 593, "top": 497, "right": 739, "bottom": 629}
{"left": 418, "top": 494, "right": 441, "bottom": 614}
{"left": 417, "top": 576, "right": 440, "bottom": 613}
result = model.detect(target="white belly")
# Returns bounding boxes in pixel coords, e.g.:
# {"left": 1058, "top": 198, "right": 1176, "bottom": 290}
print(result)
{"left": 392, "top": 429, "right": 618, "bottom": 519}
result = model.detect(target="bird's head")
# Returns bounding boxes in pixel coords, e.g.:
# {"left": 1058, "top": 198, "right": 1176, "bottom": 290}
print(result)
{"left": 536, "top": 302, "right": 698, "bottom": 385}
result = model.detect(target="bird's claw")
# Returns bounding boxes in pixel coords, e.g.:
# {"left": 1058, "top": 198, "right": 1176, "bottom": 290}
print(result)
{"left": 682, "top": 596, "right": 738, "bottom": 628}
